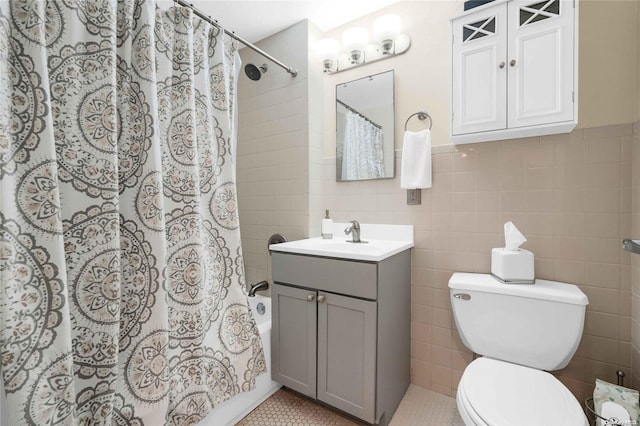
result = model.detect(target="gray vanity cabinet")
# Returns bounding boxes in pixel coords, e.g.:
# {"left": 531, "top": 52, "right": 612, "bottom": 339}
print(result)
{"left": 271, "top": 250, "right": 410, "bottom": 426}
{"left": 272, "top": 285, "right": 377, "bottom": 422}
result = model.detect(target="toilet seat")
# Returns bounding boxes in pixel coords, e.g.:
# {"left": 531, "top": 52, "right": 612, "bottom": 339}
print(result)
{"left": 457, "top": 358, "right": 588, "bottom": 426}
{"left": 457, "top": 379, "right": 489, "bottom": 426}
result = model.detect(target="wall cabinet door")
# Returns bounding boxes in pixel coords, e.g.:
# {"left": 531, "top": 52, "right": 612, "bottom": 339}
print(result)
{"left": 507, "top": 0, "right": 575, "bottom": 128}
{"left": 451, "top": 0, "right": 576, "bottom": 143}
{"left": 452, "top": 5, "right": 507, "bottom": 135}
{"left": 317, "top": 292, "right": 377, "bottom": 423}
{"left": 271, "top": 283, "right": 317, "bottom": 398}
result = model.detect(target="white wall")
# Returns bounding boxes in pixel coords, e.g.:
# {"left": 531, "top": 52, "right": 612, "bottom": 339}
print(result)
{"left": 579, "top": 0, "right": 639, "bottom": 128}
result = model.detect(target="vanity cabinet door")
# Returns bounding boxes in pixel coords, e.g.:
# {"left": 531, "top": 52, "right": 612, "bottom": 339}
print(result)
{"left": 317, "top": 292, "right": 377, "bottom": 423}
{"left": 271, "top": 283, "right": 317, "bottom": 398}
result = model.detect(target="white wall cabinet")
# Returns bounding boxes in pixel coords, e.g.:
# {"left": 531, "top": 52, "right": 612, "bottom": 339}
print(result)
{"left": 451, "top": 0, "right": 577, "bottom": 144}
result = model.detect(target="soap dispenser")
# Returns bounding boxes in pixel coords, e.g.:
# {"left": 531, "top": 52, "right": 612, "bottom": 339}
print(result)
{"left": 321, "top": 210, "right": 333, "bottom": 239}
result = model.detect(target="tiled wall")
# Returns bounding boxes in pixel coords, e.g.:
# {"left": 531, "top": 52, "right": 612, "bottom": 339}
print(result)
{"left": 307, "top": 23, "right": 325, "bottom": 238}
{"left": 236, "top": 21, "right": 310, "bottom": 286}
{"left": 631, "top": 0, "right": 640, "bottom": 392}
{"left": 321, "top": 124, "right": 636, "bottom": 401}
{"left": 631, "top": 122, "right": 640, "bottom": 388}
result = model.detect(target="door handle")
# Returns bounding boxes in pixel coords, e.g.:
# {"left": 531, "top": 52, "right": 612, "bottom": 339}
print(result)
{"left": 499, "top": 61, "right": 505, "bottom": 69}
{"left": 307, "top": 294, "right": 315, "bottom": 302}
{"left": 317, "top": 295, "right": 326, "bottom": 303}
{"left": 510, "top": 59, "right": 516, "bottom": 67}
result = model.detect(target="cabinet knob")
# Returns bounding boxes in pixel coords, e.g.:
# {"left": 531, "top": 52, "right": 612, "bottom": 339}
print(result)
{"left": 307, "top": 294, "right": 315, "bottom": 302}
{"left": 317, "top": 295, "right": 326, "bottom": 303}
{"left": 510, "top": 59, "right": 516, "bottom": 67}
{"left": 499, "top": 61, "right": 505, "bottom": 69}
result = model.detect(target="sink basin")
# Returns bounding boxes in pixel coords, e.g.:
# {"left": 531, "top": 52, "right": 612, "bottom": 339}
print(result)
{"left": 269, "top": 223, "right": 414, "bottom": 261}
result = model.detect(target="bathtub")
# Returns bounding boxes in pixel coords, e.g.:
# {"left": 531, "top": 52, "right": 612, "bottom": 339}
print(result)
{"left": 200, "top": 294, "right": 281, "bottom": 426}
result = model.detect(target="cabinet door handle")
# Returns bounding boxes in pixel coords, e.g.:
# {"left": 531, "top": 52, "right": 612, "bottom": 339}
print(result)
{"left": 499, "top": 61, "right": 505, "bottom": 69}
{"left": 307, "top": 294, "right": 315, "bottom": 302}
{"left": 317, "top": 295, "right": 326, "bottom": 303}
{"left": 510, "top": 59, "right": 516, "bottom": 67}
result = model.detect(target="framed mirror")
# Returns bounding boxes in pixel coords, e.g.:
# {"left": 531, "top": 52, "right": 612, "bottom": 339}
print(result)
{"left": 336, "top": 70, "right": 395, "bottom": 181}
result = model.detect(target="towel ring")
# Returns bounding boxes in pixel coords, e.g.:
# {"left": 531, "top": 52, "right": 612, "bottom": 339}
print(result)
{"left": 404, "top": 111, "right": 432, "bottom": 131}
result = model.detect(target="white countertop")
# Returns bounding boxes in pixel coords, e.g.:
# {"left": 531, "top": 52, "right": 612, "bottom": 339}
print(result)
{"left": 269, "top": 223, "right": 414, "bottom": 262}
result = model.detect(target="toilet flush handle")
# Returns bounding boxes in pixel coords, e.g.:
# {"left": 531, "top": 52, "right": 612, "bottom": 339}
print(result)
{"left": 453, "top": 293, "right": 471, "bottom": 301}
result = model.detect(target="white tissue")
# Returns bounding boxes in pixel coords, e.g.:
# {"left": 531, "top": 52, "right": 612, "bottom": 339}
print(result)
{"left": 504, "top": 221, "right": 526, "bottom": 251}
{"left": 600, "top": 401, "right": 631, "bottom": 425}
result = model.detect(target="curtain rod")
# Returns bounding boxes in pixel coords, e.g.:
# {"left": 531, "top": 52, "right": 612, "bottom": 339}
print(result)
{"left": 173, "top": 0, "right": 298, "bottom": 77}
{"left": 337, "top": 100, "right": 383, "bottom": 129}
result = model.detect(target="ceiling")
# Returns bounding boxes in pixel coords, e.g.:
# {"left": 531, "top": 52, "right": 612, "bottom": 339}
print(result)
{"left": 188, "top": 0, "right": 401, "bottom": 44}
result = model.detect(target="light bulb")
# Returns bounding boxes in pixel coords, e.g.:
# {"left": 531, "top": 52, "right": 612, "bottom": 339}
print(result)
{"left": 314, "top": 38, "right": 340, "bottom": 59}
{"left": 373, "top": 14, "right": 401, "bottom": 54}
{"left": 314, "top": 38, "right": 340, "bottom": 72}
{"left": 342, "top": 27, "right": 368, "bottom": 64}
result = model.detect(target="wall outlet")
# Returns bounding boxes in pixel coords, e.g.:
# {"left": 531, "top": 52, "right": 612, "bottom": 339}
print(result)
{"left": 407, "top": 189, "right": 421, "bottom": 205}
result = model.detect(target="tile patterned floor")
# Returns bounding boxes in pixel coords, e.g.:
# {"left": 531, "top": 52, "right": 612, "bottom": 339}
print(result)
{"left": 236, "top": 385, "right": 466, "bottom": 425}
{"left": 236, "top": 387, "right": 364, "bottom": 425}
{"left": 389, "top": 385, "right": 465, "bottom": 426}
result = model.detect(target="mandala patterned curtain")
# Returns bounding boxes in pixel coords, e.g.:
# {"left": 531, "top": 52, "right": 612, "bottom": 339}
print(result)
{"left": 0, "top": 1, "right": 265, "bottom": 424}
{"left": 341, "top": 110, "right": 385, "bottom": 180}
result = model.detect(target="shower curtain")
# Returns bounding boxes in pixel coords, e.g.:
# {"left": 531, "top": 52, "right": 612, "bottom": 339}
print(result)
{"left": 0, "top": 1, "right": 265, "bottom": 425}
{"left": 341, "top": 110, "right": 385, "bottom": 180}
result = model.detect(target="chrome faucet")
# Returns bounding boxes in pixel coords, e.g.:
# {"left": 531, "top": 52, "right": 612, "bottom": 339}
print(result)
{"left": 248, "top": 280, "right": 269, "bottom": 297}
{"left": 344, "top": 220, "right": 362, "bottom": 243}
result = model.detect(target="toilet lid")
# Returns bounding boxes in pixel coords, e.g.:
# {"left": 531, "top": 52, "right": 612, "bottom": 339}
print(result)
{"left": 460, "top": 358, "right": 587, "bottom": 426}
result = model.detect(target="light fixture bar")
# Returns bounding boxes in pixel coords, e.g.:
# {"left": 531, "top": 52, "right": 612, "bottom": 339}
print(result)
{"left": 324, "top": 34, "right": 411, "bottom": 74}
{"left": 315, "top": 14, "right": 411, "bottom": 75}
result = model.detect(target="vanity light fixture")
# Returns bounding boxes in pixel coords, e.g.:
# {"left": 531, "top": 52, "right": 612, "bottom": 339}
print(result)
{"left": 314, "top": 14, "right": 410, "bottom": 74}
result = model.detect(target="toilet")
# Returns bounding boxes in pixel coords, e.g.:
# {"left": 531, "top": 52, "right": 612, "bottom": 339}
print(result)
{"left": 449, "top": 272, "right": 590, "bottom": 426}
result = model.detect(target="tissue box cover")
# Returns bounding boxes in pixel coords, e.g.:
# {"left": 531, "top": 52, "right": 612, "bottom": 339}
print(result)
{"left": 491, "top": 248, "right": 534, "bottom": 283}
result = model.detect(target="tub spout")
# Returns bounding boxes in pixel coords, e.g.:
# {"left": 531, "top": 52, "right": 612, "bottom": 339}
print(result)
{"left": 248, "top": 280, "right": 269, "bottom": 297}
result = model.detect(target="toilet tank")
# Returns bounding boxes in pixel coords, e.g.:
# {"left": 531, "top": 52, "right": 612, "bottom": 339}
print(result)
{"left": 449, "top": 273, "right": 588, "bottom": 371}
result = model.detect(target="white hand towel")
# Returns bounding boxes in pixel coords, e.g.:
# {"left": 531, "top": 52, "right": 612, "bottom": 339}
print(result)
{"left": 401, "top": 129, "right": 432, "bottom": 189}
